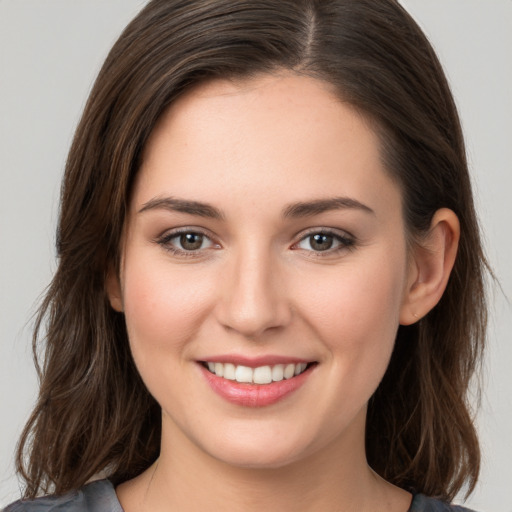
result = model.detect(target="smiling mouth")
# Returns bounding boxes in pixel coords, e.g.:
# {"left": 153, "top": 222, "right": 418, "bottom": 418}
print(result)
{"left": 201, "top": 361, "right": 315, "bottom": 385}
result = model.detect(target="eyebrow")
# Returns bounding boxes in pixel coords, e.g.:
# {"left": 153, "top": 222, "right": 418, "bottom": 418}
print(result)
{"left": 138, "top": 195, "right": 374, "bottom": 220}
{"left": 139, "top": 197, "right": 225, "bottom": 220}
{"left": 282, "top": 197, "right": 375, "bottom": 218}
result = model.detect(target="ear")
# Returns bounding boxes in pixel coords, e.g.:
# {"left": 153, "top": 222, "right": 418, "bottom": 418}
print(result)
{"left": 400, "top": 208, "right": 460, "bottom": 325}
{"left": 105, "top": 267, "right": 124, "bottom": 312}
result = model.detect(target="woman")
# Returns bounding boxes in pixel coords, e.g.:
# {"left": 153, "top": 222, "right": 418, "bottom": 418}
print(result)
{"left": 4, "top": 0, "right": 487, "bottom": 511}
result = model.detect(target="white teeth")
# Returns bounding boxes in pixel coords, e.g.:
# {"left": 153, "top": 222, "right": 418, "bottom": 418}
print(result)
{"left": 235, "top": 365, "right": 253, "bottom": 383}
{"left": 284, "top": 364, "right": 295, "bottom": 379}
{"left": 214, "top": 362, "right": 224, "bottom": 377}
{"left": 253, "top": 366, "right": 272, "bottom": 384}
{"left": 294, "top": 363, "right": 307, "bottom": 375}
{"left": 223, "top": 363, "right": 236, "bottom": 380}
{"left": 271, "top": 364, "right": 284, "bottom": 382}
{"left": 206, "top": 361, "right": 310, "bottom": 384}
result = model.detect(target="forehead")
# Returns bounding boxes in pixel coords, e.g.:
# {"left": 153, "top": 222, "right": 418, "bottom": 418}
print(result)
{"left": 135, "top": 72, "right": 401, "bottom": 219}
{"left": 149, "top": 72, "right": 364, "bottom": 154}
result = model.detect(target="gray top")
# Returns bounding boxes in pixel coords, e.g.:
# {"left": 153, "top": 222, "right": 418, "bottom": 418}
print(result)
{"left": 2, "top": 481, "right": 122, "bottom": 512}
{"left": 2, "top": 479, "right": 478, "bottom": 512}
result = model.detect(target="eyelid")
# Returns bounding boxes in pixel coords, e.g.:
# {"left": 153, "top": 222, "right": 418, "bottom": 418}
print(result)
{"left": 294, "top": 226, "right": 355, "bottom": 240}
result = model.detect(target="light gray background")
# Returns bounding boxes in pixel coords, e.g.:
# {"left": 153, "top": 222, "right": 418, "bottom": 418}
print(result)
{"left": 0, "top": 1, "right": 510, "bottom": 510}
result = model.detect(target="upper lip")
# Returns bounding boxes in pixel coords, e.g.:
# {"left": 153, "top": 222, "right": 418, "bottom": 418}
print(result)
{"left": 198, "top": 354, "right": 315, "bottom": 367}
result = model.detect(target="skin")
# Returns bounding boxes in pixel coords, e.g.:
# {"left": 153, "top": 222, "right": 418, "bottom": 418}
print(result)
{"left": 108, "top": 73, "right": 459, "bottom": 512}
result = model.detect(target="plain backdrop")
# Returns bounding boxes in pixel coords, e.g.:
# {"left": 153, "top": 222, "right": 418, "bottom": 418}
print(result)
{"left": 0, "top": 1, "right": 511, "bottom": 510}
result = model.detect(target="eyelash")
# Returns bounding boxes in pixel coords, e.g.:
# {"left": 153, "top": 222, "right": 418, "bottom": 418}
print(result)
{"left": 155, "top": 227, "right": 356, "bottom": 258}
{"left": 155, "top": 228, "right": 217, "bottom": 258}
{"left": 291, "top": 228, "right": 356, "bottom": 257}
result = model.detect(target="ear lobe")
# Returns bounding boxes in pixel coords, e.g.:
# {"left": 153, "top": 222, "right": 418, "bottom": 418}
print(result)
{"left": 105, "top": 267, "right": 124, "bottom": 313}
{"left": 400, "top": 208, "right": 460, "bottom": 325}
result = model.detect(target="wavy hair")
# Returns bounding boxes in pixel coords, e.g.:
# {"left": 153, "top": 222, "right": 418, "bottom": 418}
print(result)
{"left": 17, "top": 0, "right": 487, "bottom": 501}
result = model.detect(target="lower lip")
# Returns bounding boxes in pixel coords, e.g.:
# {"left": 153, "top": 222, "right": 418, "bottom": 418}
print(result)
{"left": 200, "top": 364, "right": 314, "bottom": 407}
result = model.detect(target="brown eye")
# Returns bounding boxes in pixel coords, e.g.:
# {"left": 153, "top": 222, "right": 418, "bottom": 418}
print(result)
{"left": 179, "top": 233, "right": 204, "bottom": 251}
{"left": 295, "top": 230, "right": 355, "bottom": 254}
{"left": 309, "top": 234, "right": 334, "bottom": 251}
{"left": 157, "top": 230, "right": 216, "bottom": 255}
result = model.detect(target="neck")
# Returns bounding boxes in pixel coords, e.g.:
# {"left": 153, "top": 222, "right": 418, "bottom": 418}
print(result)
{"left": 116, "top": 411, "right": 411, "bottom": 512}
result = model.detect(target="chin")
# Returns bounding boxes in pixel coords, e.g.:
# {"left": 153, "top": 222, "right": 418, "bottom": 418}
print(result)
{"left": 211, "top": 443, "right": 307, "bottom": 470}
{"left": 191, "top": 421, "right": 322, "bottom": 470}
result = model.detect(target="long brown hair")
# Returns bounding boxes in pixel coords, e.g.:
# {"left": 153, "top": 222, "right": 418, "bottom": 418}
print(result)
{"left": 17, "top": 0, "right": 487, "bottom": 501}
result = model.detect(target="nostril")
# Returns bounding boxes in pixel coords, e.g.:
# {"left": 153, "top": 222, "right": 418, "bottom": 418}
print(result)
{"left": 214, "top": 261, "right": 292, "bottom": 337}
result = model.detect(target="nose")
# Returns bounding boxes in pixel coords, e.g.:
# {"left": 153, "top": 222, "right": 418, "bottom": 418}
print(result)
{"left": 214, "top": 245, "right": 292, "bottom": 339}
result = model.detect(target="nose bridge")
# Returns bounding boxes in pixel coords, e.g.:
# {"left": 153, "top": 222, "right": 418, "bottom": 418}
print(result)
{"left": 216, "top": 240, "right": 290, "bottom": 338}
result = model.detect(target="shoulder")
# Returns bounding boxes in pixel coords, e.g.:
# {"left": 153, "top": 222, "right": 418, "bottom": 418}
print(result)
{"left": 410, "top": 494, "right": 478, "bottom": 512}
{"left": 2, "top": 480, "right": 123, "bottom": 512}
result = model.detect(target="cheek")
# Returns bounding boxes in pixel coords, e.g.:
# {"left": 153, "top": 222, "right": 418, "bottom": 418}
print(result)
{"left": 292, "top": 253, "right": 406, "bottom": 366}
{"left": 121, "top": 253, "right": 214, "bottom": 357}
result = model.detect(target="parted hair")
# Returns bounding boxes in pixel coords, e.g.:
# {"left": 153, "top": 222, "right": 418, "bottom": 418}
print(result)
{"left": 17, "top": 0, "right": 487, "bottom": 501}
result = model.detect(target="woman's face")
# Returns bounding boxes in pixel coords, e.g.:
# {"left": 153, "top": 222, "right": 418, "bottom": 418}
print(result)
{"left": 109, "top": 73, "right": 415, "bottom": 469}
